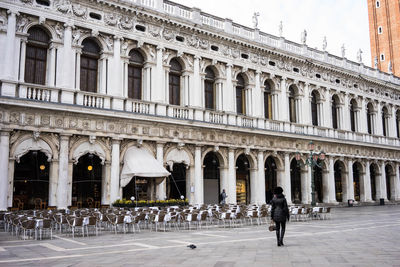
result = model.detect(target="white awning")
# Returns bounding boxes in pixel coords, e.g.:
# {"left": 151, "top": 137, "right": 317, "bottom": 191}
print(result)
{"left": 120, "top": 146, "right": 170, "bottom": 187}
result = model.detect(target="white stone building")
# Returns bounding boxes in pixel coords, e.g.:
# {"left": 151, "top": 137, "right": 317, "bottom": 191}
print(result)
{"left": 0, "top": 0, "right": 399, "bottom": 210}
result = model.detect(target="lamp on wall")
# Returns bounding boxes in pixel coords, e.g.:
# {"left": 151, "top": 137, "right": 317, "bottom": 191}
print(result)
{"left": 295, "top": 141, "right": 326, "bottom": 206}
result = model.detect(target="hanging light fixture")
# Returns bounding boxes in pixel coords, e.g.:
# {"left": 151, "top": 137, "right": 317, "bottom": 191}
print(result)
{"left": 39, "top": 165, "right": 45, "bottom": 171}
{"left": 88, "top": 165, "right": 93, "bottom": 171}
{"left": 308, "top": 141, "right": 315, "bottom": 151}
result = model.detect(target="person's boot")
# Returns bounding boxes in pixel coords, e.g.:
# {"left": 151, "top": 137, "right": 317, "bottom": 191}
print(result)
{"left": 280, "top": 228, "right": 285, "bottom": 246}
{"left": 276, "top": 231, "right": 281, "bottom": 246}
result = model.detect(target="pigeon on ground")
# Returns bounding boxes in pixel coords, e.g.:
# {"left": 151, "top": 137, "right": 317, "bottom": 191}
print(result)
{"left": 187, "top": 244, "right": 197, "bottom": 249}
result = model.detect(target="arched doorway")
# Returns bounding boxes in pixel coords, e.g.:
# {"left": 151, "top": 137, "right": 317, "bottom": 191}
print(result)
{"left": 203, "top": 152, "right": 220, "bottom": 204}
{"left": 236, "top": 154, "right": 250, "bottom": 204}
{"left": 370, "top": 164, "right": 377, "bottom": 201}
{"left": 334, "top": 161, "right": 344, "bottom": 202}
{"left": 290, "top": 159, "right": 301, "bottom": 203}
{"left": 313, "top": 164, "right": 323, "bottom": 203}
{"left": 353, "top": 162, "right": 362, "bottom": 201}
{"left": 13, "top": 151, "right": 49, "bottom": 209}
{"left": 72, "top": 153, "right": 102, "bottom": 208}
{"left": 265, "top": 156, "right": 277, "bottom": 203}
{"left": 385, "top": 165, "right": 393, "bottom": 200}
{"left": 167, "top": 163, "right": 186, "bottom": 200}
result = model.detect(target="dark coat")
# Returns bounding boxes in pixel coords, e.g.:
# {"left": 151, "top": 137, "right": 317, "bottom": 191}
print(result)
{"left": 271, "top": 194, "right": 289, "bottom": 222}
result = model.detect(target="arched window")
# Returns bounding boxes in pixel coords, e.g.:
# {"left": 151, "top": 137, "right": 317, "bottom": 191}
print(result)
{"left": 128, "top": 49, "right": 144, "bottom": 100}
{"left": 264, "top": 81, "right": 272, "bottom": 119}
{"left": 80, "top": 38, "right": 100, "bottom": 92}
{"left": 169, "top": 58, "right": 182, "bottom": 105}
{"left": 350, "top": 99, "right": 357, "bottom": 132}
{"left": 288, "top": 86, "right": 296, "bottom": 123}
{"left": 236, "top": 74, "right": 245, "bottom": 115}
{"left": 25, "top": 26, "right": 50, "bottom": 85}
{"left": 204, "top": 67, "right": 215, "bottom": 110}
{"left": 331, "top": 95, "right": 340, "bottom": 129}
{"left": 367, "top": 103, "right": 374, "bottom": 134}
{"left": 396, "top": 110, "right": 400, "bottom": 138}
{"left": 311, "top": 91, "right": 318, "bottom": 126}
{"left": 382, "top": 106, "right": 388, "bottom": 137}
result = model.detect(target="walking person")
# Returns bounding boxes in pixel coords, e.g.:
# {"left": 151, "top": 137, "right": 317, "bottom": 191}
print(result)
{"left": 220, "top": 189, "right": 227, "bottom": 204}
{"left": 270, "top": 186, "right": 289, "bottom": 246}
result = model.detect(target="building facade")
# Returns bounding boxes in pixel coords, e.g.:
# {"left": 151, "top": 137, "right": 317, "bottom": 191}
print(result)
{"left": 368, "top": 0, "right": 400, "bottom": 76}
{"left": 0, "top": 0, "right": 400, "bottom": 210}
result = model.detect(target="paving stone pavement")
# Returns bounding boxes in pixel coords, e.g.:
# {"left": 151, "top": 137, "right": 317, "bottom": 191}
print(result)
{"left": 1, "top": 205, "right": 400, "bottom": 267}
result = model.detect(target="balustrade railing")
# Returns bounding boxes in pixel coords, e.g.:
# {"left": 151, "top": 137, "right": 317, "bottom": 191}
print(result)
{"left": 4, "top": 82, "right": 399, "bottom": 148}
{"left": 206, "top": 110, "right": 225, "bottom": 124}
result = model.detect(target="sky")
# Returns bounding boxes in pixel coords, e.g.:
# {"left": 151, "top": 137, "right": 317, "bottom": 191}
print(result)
{"left": 172, "top": 0, "right": 372, "bottom": 67}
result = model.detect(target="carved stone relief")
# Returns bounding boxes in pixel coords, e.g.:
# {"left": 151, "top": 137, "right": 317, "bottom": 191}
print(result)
{"left": 72, "top": 4, "right": 87, "bottom": 18}
{"left": 120, "top": 16, "right": 134, "bottom": 30}
{"left": 16, "top": 14, "right": 30, "bottom": 32}
{"left": 0, "top": 10, "right": 7, "bottom": 31}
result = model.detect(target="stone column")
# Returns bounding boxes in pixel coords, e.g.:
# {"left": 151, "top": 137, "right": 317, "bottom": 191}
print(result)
{"left": 376, "top": 103, "right": 383, "bottom": 136}
{"left": 1, "top": 10, "right": 18, "bottom": 97}
{"left": 75, "top": 49, "right": 82, "bottom": 89}
{"left": 347, "top": 159, "right": 354, "bottom": 201}
{"left": 110, "top": 37, "right": 122, "bottom": 97}
{"left": 250, "top": 166, "right": 257, "bottom": 204}
{"left": 375, "top": 163, "right": 383, "bottom": 200}
{"left": 143, "top": 63, "right": 153, "bottom": 101}
{"left": 359, "top": 169, "right": 366, "bottom": 202}
{"left": 257, "top": 150, "right": 266, "bottom": 204}
{"left": 301, "top": 167, "right": 310, "bottom": 204}
{"left": 3, "top": 10, "right": 17, "bottom": 80}
{"left": 156, "top": 143, "right": 166, "bottom": 200}
{"left": 328, "top": 157, "right": 337, "bottom": 203}
{"left": 245, "top": 86, "right": 253, "bottom": 116}
{"left": 59, "top": 23, "right": 75, "bottom": 89}
{"left": 100, "top": 161, "right": 111, "bottom": 205}
{"left": 193, "top": 56, "right": 201, "bottom": 107}
{"left": 0, "top": 131, "right": 10, "bottom": 211}
{"left": 388, "top": 108, "right": 396, "bottom": 138}
{"left": 323, "top": 91, "right": 331, "bottom": 128}
{"left": 343, "top": 93, "right": 350, "bottom": 131}
{"left": 227, "top": 148, "right": 236, "bottom": 204}
{"left": 280, "top": 78, "right": 288, "bottom": 121}
{"left": 253, "top": 71, "right": 262, "bottom": 117}
{"left": 99, "top": 54, "right": 108, "bottom": 94}
{"left": 364, "top": 161, "right": 372, "bottom": 201}
{"left": 18, "top": 39, "right": 27, "bottom": 82}
{"left": 360, "top": 98, "right": 367, "bottom": 133}
{"left": 394, "top": 162, "right": 400, "bottom": 200}
{"left": 122, "top": 57, "right": 129, "bottom": 98}
{"left": 380, "top": 161, "right": 388, "bottom": 200}
{"left": 193, "top": 146, "right": 203, "bottom": 204}
{"left": 57, "top": 135, "right": 70, "bottom": 209}
{"left": 48, "top": 159, "right": 58, "bottom": 207}
{"left": 225, "top": 64, "right": 234, "bottom": 112}
{"left": 282, "top": 153, "right": 292, "bottom": 203}
{"left": 322, "top": 167, "right": 329, "bottom": 203}
{"left": 215, "top": 79, "right": 224, "bottom": 111}
{"left": 303, "top": 83, "right": 311, "bottom": 125}
{"left": 272, "top": 93, "right": 279, "bottom": 120}
{"left": 47, "top": 43, "right": 57, "bottom": 86}
{"left": 109, "top": 139, "right": 121, "bottom": 204}
{"left": 154, "top": 46, "right": 165, "bottom": 102}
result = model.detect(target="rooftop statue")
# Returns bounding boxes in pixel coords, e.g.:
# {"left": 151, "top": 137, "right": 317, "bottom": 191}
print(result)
{"left": 252, "top": 12, "right": 260, "bottom": 29}
{"left": 301, "top": 30, "right": 307, "bottom": 45}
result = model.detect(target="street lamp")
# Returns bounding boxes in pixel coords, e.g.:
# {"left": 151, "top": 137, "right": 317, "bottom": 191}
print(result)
{"left": 295, "top": 141, "right": 326, "bottom": 206}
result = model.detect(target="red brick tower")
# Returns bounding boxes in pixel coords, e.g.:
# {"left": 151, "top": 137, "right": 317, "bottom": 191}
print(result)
{"left": 367, "top": 0, "right": 400, "bottom": 76}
